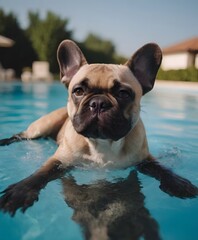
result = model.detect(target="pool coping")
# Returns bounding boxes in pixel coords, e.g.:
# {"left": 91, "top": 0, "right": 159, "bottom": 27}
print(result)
{"left": 155, "top": 80, "right": 198, "bottom": 90}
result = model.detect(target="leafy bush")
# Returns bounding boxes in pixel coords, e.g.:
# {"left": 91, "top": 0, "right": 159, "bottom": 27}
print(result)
{"left": 157, "top": 67, "right": 198, "bottom": 82}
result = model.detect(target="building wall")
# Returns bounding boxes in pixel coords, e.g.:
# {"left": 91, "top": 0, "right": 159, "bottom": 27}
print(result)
{"left": 195, "top": 54, "right": 198, "bottom": 69}
{"left": 161, "top": 52, "right": 191, "bottom": 70}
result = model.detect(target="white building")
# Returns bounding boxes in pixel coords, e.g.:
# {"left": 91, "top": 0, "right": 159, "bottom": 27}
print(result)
{"left": 161, "top": 37, "right": 198, "bottom": 70}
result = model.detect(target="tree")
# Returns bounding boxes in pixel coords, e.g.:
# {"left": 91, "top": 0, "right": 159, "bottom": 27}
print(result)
{"left": 84, "top": 34, "right": 115, "bottom": 56}
{"left": 80, "top": 33, "right": 127, "bottom": 64}
{"left": 0, "top": 9, "right": 37, "bottom": 77}
{"left": 81, "top": 33, "right": 116, "bottom": 63}
{"left": 27, "top": 11, "right": 73, "bottom": 73}
{"left": 0, "top": 9, "right": 126, "bottom": 77}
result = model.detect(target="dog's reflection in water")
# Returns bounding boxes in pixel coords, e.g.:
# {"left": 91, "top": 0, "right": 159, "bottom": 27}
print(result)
{"left": 62, "top": 171, "right": 161, "bottom": 240}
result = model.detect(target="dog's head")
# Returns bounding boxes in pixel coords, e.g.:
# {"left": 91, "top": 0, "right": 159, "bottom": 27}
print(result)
{"left": 57, "top": 40, "right": 162, "bottom": 141}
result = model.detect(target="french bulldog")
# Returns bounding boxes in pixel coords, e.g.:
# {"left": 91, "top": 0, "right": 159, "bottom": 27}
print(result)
{"left": 0, "top": 40, "right": 197, "bottom": 216}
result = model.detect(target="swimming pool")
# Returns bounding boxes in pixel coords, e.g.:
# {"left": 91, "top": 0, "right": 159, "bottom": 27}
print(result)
{"left": 0, "top": 81, "right": 198, "bottom": 240}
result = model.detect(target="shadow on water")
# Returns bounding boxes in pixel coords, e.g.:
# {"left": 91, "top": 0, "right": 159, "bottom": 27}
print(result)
{"left": 62, "top": 170, "right": 161, "bottom": 240}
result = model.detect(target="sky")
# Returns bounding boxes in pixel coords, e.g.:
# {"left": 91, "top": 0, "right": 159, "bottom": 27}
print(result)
{"left": 0, "top": 0, "right": 198, "bottom": 57}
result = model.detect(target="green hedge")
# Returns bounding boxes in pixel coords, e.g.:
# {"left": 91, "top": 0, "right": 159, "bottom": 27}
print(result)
{"left": 157, "top": 67, "right": 198, "bottom": 82}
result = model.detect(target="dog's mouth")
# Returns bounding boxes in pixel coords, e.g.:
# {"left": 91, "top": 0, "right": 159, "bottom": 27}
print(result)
{"left": 72, "top": 95, "right": 132, "bottom": 141}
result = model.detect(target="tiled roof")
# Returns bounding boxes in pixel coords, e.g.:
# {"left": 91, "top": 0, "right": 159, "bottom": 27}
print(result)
{"left": 163, "top": 37, "right": 198, "bottom": 54}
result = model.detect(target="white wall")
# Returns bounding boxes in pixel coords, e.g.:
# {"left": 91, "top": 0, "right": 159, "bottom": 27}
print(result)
{"left": 195, "top": 54, "right": 198, "bottom": 69}
{"left": 161, "top": 52, "right": 190, "bottom": 70}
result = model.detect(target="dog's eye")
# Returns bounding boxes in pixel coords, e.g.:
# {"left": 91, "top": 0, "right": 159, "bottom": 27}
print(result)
{"left": 118, "top": 90, "right": 131, "bottom": 99}
{"left": 73, "top": 87, "right": 84, "bottom": 97}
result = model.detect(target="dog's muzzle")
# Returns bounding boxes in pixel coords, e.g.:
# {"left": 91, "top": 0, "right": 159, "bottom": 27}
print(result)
{"left": 89, "top": 96, "right": 113, "bottom": 114}
{"left": 72, "top": 94, "right": 133, "bottom": 141}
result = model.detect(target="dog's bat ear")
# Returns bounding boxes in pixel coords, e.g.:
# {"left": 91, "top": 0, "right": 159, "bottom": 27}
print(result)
{"left": 57, "top": 40, "right": 87, "bottom": 87}
{"left": 126, "top": 43, "right": 162, "bottom": 95}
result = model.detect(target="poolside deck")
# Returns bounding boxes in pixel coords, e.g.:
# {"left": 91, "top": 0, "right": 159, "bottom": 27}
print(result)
{"left": 155, "top": 80, "right": 198, "bottom": 90}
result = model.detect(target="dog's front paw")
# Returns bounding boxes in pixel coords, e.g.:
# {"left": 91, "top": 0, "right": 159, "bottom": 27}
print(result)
{"left": 0, "top": 179, "right": 40, "bottom": 216}
{"left": 159, "top": 174, "right": 198, "bottom": 199}
{"left": 0, "top": 135, "right": 22, "bottom": 146}
{"left": 0, "top": 138, "right": 13, "bottom": 146}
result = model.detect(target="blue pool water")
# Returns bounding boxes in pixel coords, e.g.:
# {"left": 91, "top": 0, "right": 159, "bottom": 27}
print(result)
{"left": 0, "top": 82, "right": 198, "bottom": 240}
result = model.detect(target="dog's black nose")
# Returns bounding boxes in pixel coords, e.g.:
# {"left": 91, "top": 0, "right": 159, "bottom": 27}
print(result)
{"left": 89, "top": 96, "right": 112, "bottom": 113}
